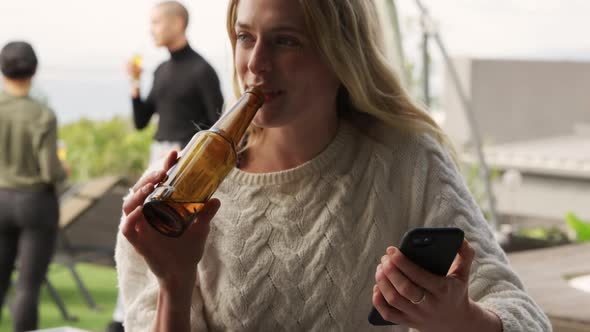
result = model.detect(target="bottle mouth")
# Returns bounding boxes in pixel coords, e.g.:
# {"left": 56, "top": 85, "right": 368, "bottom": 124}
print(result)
{"left": 245, "top": 86, "right": 264, "bottom": 106}
{"left": 143, "top": 200, "right": 187, "bottom": 237}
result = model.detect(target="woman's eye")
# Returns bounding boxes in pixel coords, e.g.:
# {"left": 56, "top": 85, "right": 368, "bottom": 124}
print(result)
{"left": 275, "top": 36, "right": 301, "bottom": 47}
{"left": 236, "top": 33, "right": 254, "bottom": 44}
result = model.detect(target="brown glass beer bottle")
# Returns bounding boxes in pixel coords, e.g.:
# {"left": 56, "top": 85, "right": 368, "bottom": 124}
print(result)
{"left": 142, "top": 87, "right": 263, "bottom": 237}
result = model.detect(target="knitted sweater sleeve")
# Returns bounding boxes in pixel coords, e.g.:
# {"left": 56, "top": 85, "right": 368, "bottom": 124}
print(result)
{"left": 115, "top": 186, "right": 210, "bottom": 331}
{"left": 409, "top": 136, "right": 552, "bottom": 332}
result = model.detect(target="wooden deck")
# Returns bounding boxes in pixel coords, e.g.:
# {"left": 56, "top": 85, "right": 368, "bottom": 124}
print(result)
{"left": 508, "top": 243, "right": 590, "bottom": 332}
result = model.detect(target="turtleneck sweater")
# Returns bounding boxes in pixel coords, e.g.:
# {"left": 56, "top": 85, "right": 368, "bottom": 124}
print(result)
{"left": 132, "top": 43, "right": 224, "bottom": 147}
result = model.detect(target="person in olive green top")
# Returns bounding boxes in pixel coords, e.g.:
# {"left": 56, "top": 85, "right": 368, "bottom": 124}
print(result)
{"left": 0, "top": 41, "right": 67, "bottom": 332}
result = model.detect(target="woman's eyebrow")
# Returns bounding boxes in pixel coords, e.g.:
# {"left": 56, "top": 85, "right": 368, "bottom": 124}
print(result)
{"left": 235, "top": 21, "right": 305, "bottom": 35}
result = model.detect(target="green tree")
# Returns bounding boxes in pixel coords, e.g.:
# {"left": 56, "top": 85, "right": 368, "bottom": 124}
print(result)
{"left": 59, "top": 117, "right": 155, "bottom": 182}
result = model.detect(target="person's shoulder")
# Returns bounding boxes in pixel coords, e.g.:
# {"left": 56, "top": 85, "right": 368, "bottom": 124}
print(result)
{"left": 197, "top": 60, "right": 219, "bottom": 78}
{"left": 35, "top": 102, "right": 58, "bottom": 127}
{"left": 187, "top": 51, "right": 218, "bottom": 74}
{"left": 155, "top": 55, "right": 178, "bottom": 75}
{"left": 354, "top": 119, "right": 457, "bottom": 183}
{"left": 188, "top": 48, "right": 207, "bottom": 64}
{"left": 19, "top": 99, "right": 59, "bottom": 131}
{"left": 371, "top": 121, "right": 452, "bottom": 162}
{"left": 19, "top": 96, "right": 55, "bottom": 119}
{"left": 341, "top": 119, "right": 407, "bottom": 173}
{"left": 354, "top": 120, "right": 419, "bottom": 159}
{"left": 154, "top": 61, "right": 168, "bottom": 75}
{"left": 0, "top": 94, "right": 55, "bottom": 125}
{"left": 413, "top": 131, "right": 453, "bottom": 163}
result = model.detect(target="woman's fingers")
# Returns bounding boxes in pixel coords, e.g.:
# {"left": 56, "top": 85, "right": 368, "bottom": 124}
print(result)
{"left": 123, "top": 182, "right": 156, "bottom": 215}
{"left": 381, "top": 254, "right": 426, "bottom": 304}
{"left": 388, "top": 247, "right": 446, "bottom": 296}
{"left": 122, "top": 205, "right": 160, "bottom": 251}
{"left": 122, "top": 205, "right": 166, "bottom": 253}
{"left": 132, "top": 169, "right": 166, "bottom": 192}
{"left": 125, "top": 150, "right": 178, "bottom": 215}
{"left": 186, "top": 199, "right": 221, "bottom": 240}
{"left": 163, "top": 149, "right": 179, "bottom": 172}
{"left": 447, "top": 240, "right": 475, "bottom": 282}
{"left": 375, "top": 264, "right": 414, "bottom": 312}
{"left": 122, "top": 206, "right": 143, "bottom": 247}
{"left": 131, "top": 149, "right": 177, "bottom": 192}
{"left": 372, "top": 284, "right": 409, "bottom": 325}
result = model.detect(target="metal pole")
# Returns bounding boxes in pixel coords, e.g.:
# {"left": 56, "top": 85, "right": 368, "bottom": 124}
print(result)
{"left": 422, "top": 31, "right": 431, "bottom": 107}
{"left": 413, "top": 0, "right": 499, "bottom": 231}
{"left": 45, "top": 277, "right": 79, "bottom": 322}
{"left": 384, "top": 0, "right": 410, "bottom": 87}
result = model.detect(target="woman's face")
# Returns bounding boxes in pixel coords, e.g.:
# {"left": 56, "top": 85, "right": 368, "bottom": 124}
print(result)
{"left": 234, "top": 0, "right": 340, "bottom": 129}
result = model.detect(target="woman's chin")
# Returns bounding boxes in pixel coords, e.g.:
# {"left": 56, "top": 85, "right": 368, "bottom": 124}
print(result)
{"left": 252, "top": 107, "right": 285, "bottom": 128}
{"left": 252, "top": 117, "right": 276, "bottom": 129}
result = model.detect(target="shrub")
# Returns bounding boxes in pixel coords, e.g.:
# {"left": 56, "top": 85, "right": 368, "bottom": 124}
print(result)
{"left": 59, "top": 117, "right": 155, "bottom": 182}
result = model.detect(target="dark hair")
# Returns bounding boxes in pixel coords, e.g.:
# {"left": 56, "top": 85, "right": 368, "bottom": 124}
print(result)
{"left": 0, "top": 41, "right": 38, "bottom": 79}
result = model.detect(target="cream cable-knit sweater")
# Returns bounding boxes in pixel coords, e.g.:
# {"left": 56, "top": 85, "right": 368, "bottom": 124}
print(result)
{"left": 115, "top": 121, "right": 551, "bottom": 332}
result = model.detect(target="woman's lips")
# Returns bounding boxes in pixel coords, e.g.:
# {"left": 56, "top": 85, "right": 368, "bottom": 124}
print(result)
{"left": 263, "top": 90, "right": 284, "bottom": 102}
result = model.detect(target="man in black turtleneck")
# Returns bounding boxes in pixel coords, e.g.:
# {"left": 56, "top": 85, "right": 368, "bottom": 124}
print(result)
{"left": 109, "top": 2, "right": 223, "bottom": 332}
{"left": 128, "top": 0, "right": 224, "bottom": 162}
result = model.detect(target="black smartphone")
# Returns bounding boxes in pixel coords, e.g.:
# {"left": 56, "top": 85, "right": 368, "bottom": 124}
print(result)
{"left": 368, "top": 227, "right": 464, "bottom": 326}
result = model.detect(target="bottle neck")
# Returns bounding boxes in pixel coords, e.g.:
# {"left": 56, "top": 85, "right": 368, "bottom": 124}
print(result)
{"left": 211, "top": 89, "right": 264, "bottom": 146}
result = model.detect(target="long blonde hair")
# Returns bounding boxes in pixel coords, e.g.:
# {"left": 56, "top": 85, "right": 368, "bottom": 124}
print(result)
{"left": 226, "top": 0, "right": 453, "bottom": 154}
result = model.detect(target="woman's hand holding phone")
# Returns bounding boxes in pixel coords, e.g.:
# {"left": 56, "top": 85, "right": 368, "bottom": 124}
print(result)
{"left": 372, "top": 238, "right": 502, "bottom": 332}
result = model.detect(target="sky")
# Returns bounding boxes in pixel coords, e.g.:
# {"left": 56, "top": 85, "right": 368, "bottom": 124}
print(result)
{"left": 397, "top": 0, "right": 590, "bottom": 60}
{"left": 0, "top": 0, "right": 588, "bottom": 113}
{"left": 1, "top": 0, "right": 588, "bottom": 69}
{"left": 0, "top": 0, "right": 230, "bottom": 77}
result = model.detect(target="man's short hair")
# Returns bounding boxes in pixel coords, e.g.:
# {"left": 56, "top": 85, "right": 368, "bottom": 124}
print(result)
{"left": 157, "top": 1, "right": 190, "bottom": 29}
{"left": 0, "top": 41, "right": 38, "bottom": 79}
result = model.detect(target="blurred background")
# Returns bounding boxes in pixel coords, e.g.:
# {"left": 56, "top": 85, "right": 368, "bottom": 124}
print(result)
{"left": 1, "top": 0, "right": 588, "bottom": 124}
{"left": 0, "top": 0, "right": 589, "bottom": 331}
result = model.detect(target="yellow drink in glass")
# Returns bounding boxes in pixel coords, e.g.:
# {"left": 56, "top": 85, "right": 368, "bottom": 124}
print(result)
{"left": 57, "top": 140, "right": 67, "bottom": 161}
{"left": 131, "top": 54, "right": 143, "bottom": 68}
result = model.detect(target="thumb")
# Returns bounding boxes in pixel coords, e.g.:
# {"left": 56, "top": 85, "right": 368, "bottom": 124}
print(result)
{"left": 447, "top": 240, "right": 475, "bottom": 282}
{"left": 186, "top": 198, "right": 221, "bottom": 239}
{"left": 163, "top": 149, "right": 179, "bottom": 172}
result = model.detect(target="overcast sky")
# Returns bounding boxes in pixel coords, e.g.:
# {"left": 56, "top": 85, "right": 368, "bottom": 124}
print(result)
{"left": 398, "top": 0, "right": 590, "bottom": 60}
{"left": 2, "top": 0, "right": 588, "bottom": 63}
{"left": 0, "top": 0, "right": 588, "bottom": 89}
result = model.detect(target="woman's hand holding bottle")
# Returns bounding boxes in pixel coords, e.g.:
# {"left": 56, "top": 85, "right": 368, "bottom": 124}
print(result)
{"left": 121, "top": 150, "right": 221, "bottom": 288}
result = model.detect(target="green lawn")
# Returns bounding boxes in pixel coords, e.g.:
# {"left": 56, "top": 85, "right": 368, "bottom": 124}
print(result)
{"left": 1, "top": 263, "right": 118, "bottom": 332}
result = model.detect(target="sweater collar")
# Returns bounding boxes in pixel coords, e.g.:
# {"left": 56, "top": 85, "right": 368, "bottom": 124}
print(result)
{"left": 227, "top": 121, "right": 358, "bottom": 186}
{"left": 170, "top": 43, "right": 194, "bottom": 61}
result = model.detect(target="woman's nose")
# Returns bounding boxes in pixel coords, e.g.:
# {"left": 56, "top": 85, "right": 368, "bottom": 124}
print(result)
{"left": 248, "top": 41, "right": 272, "bottom": 74}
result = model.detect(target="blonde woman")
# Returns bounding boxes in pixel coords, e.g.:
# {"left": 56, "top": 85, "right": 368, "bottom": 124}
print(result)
{"left": 115, "top": 0, "right": 551, "bottom": 331}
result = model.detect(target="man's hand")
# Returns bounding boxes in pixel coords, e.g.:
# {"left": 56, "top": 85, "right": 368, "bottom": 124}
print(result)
{"left": 126, "top": 59, "right": 142, "bottom": 98}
